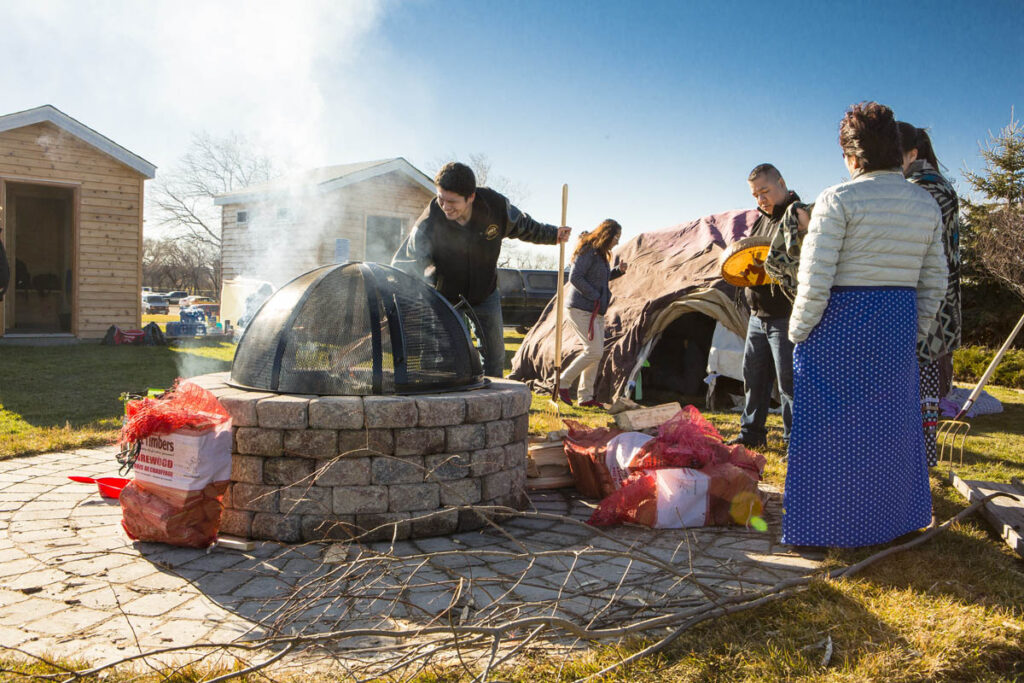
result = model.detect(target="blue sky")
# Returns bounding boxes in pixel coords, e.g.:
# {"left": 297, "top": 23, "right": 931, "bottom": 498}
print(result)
{"left": 3, "top": 0, "right": 1022, "bottom": 240}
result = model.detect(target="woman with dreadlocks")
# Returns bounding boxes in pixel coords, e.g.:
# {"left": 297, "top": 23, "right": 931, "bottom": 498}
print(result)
{"left": 556, "top": 219, "right": 627, "bottom": 407}
{"left": 897, "top": 121, "right": 963, "bottom": 468}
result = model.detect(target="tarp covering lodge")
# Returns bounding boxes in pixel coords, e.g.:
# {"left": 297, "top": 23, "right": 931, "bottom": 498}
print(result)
{"left": 509, "top": 209, "right": 760, "bottom": 402}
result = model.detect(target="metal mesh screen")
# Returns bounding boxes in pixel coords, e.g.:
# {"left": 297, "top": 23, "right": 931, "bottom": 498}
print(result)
{"left": 229, "top": 263, "right": 484, "bottom": 395}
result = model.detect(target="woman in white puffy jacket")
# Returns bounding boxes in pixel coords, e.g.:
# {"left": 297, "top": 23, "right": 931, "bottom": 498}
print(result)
{"left": 782, "top": 102, "right": 948, "bottom": 548}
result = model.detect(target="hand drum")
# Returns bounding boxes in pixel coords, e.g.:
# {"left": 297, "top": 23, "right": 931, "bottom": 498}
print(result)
{"left": 719, "top": 236, "right": 777, "bottom": 287}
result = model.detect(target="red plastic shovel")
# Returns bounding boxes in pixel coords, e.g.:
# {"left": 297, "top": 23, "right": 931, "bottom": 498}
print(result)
{"left": 68, "top": 476, "right": 131, "bottom": 499}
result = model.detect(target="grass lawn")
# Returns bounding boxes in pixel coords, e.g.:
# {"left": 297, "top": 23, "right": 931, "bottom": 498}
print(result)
{"left": 0, "top": 339, "right": 234, "bottom": 457}
{"left": 1, "top": 330, "right": 1022, "bottom": 680}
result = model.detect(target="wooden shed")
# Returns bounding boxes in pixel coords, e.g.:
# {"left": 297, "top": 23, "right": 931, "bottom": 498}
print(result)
{"left": 0, "top": 105, "right": 155, "bottom": 340}
{"left": 215, "top": 157, "right": 434, "bottom": 288}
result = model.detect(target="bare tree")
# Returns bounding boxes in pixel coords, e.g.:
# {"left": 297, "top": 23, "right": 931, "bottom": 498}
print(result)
{"left": 977, "top": 207, "right": 1024, "bottom": 301}
{"left": 143, "top": 236, "right": 221, "bottom": 295}
{"left": 428, "top": 152, "right": 530, "bottom": 205}
{"left": 497, "top": 241, "right": 558, "bottom": 270}
{"left": 150, "top": 131, "right": 277, "bottom": 248}
{"left": 148, "top": 131, "right": 278, "bottom": 294}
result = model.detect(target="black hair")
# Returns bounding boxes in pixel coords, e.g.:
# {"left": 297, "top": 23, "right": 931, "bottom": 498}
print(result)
{"left": 896, "top": 121, "right": 941, "bottom": 170}
{"left": 747, "top": 163, "right": 781, "bottom": 183}
{"left": 434, "top": 162, "right": 476, "bottom": 198}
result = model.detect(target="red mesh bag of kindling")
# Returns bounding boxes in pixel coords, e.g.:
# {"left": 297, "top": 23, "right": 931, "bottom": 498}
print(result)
{"left": 631, "top": 405, "right": 727, "bottom": 471}
{"left": 119, "top": 379, "right": 232, "bottom": 548}
{"left": 562, "top": 419, "right": 623, "bottom": 499}
{"left": 120, "top": 379, "right": 230, "bottom": 445}
{"left": 587, "top": 405, "right": 767, "bottom": 529}
{"left": 587, "top": 472, "right": 658, "bottom": 527}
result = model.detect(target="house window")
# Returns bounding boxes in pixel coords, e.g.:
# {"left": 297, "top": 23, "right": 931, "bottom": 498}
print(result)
{"left": 334, "top": 238, "right": 350, "bottom": 264}
{"left": 365, "top": 216, "right": 406, "bottom": 265}
{"left": 236, "top": 210, "right": 248, "bottom": 225}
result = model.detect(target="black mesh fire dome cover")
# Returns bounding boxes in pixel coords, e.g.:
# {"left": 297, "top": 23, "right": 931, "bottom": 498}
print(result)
{"left": 229, "top": 262, "right": 487, "bottom": 395}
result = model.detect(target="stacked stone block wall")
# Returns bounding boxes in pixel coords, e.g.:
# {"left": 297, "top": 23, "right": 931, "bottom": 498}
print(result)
{"left": 190, "top": 373, "right": 532, "bottom": 542}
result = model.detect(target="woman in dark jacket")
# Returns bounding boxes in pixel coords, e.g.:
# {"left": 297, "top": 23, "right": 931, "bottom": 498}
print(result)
{"left": 897, "top": 121, "right": 962, "bottom": 468}
{"left": 557, "top": 219, "right": 626, "bottom": 407}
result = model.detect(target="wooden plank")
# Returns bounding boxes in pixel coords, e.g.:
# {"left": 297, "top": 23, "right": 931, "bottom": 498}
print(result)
{"left": 613, "top": 402, "right": 682, "bottom": 431}
{"left": 79, "top": 273, "right": 138, "bottom": 283}
{"left": 78, "top": 205, "right": 141, "bottom": 219}
{"left": 526, "top": 441, "right": 574, "bottom": 490}
{"left": 79, "top": 195, "right": 139, "bottom": 210}
{"left": 0, "top": 127, "right": 144, "bottom": 178}
{"left": 216, "top": 535, "right": 256, "bottom": 551}
{"left": 80, "top": 213, "right": 141, "bottom": 225}
{"left": 79, "top": 246, "right": 140, "bottom": 257}
{"left": 78, "top": 258, "right": 138, "bottom": 269}
{"left": 950, "top": 473, "right": 1024, "bottom": 557}
{"left": 0, "top": 167, "right": 138, "bottom": 193}
{"left": 79, "top": 230, "right": 138, "bottom": 242}
{"left": 0, "top": 145, "right": 133, "bottom": 174}
{"left": 0, "top": 159, "right": 140, "bottom": 184}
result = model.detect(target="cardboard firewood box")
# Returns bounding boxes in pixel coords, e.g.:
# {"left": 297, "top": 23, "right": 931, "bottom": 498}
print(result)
{"left": 133, "top": 426, "right": 233, "bottom": 506}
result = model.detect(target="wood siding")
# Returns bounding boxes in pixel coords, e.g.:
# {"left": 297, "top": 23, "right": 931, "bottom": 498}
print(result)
{"left": 221, "top": 170, "right": 432, "bottom": 284}
{"left": 0, "top": 121, "right": 145, "bottom": 338}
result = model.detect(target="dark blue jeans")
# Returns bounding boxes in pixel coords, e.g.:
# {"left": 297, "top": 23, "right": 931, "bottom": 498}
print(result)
{"left": 740, "top": 314, "right": 794, "bottom": 442}
{"left": 466, "top": 288, "right": 505, "bottom": 378}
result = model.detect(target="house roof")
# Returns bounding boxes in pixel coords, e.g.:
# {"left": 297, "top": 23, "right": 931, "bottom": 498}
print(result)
{"left": 0, "top": 105, "right": 156, "bottom": 178}
{"left": 213, "top": 157, "right": 434, "bottom": 205}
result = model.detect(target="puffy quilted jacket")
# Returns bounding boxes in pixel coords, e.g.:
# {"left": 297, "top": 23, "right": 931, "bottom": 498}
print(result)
{"left": 789, "top": 170, "right": 947, "bottom": 344}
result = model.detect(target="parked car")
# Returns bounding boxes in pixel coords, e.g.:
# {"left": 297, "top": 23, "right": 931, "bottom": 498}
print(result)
{"left": 496, "top": 268, "right": 564, "bottom": 332}
{"left": 163, "top": 290, "right": 188, "bottom": 305}
{"left": 142, "top": 294, "right": 170, "bottom": 315}
{"left": 180, "top": 295, "right": 216, "bottom": 308}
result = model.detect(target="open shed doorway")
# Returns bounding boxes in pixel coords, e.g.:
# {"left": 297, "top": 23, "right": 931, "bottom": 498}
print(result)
{"left": 4, "top": 182, "right": 75, "bottom": 333}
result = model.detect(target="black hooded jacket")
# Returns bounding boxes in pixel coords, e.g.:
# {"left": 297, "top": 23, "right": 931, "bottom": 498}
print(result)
{"left": 744, "top": 191, "right": 799, "bottom": 319}
{"left": 392, "top": 187, "right": 559, "bottom": 305}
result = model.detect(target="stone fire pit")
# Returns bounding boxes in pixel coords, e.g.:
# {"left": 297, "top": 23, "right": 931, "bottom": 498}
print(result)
{"left": 189, "top": 372, "right": 532, "bottom": 543}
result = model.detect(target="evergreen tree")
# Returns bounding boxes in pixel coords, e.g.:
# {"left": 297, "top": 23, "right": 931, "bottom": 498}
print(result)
{"left": 960, "top": 111, "right": 1024, "bottom": 345}
{"left": 963, "top": 112, "right": 1024, "bottom": 206}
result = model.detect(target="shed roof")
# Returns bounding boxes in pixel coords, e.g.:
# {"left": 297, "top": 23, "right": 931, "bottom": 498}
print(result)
{"left": 0, "top": 104, "right": 156, "bottom": 179}
{"left": 213, "top": 157, "right": 434, "bottom": 205}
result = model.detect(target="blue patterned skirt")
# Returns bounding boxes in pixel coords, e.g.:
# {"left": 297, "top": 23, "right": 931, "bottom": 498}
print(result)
{"left": 782, "top": 287, "right": 932, "bottom": 547}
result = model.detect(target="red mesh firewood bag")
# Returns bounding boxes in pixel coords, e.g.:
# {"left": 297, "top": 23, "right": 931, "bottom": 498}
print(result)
{"left": 120, "top": 379, "right": 230, "bottom": 445}
{"left": 120, "top": 480, "right": 228, "bottom": 548}
{"left": 587, "top": 472, "right": 658, "bottom": 527}
{"left": 562, "top": 420, "right": 623, "bottom": 499}
{"left": 632, "top": 405, "right": 766, "bottom": 478}
{"left": 119, "top": 379, "right": 232, "bottom": 548}
{"left": 587, "top": 405, "right": 767, "bottom": 529}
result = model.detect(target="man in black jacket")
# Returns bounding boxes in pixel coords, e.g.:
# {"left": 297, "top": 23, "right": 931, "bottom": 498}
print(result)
{"left": 731, "top": 163, "right": 799, "bottom": 448}
{"left": 393, "top": 162, "right": 570, "bottom": 377}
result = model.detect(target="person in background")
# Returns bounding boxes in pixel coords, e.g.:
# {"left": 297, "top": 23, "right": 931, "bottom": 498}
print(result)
{"left": 730, "top": 164, "right": 802, "bottom": 448}
{"left": 783, "top": 102, "right": 947, "bottom": 548}
{"left": 393, "top": 162, "right": 571, "bottom": 377}
{"left": 557, "top": 219, "right": 627, "bottom": 406}
{"left": 897, "top": 121, "right": 962, "bottom": 468}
